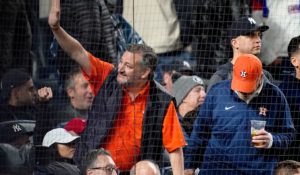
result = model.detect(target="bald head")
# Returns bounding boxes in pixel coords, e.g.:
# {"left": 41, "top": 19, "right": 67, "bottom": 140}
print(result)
{"left": 130, "top": 160, "right": 160, "bottom": 175}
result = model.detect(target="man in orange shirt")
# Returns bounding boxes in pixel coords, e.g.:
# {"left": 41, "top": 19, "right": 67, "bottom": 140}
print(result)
{"left": 48, "top": 0, "right": 186, "bottom": 174}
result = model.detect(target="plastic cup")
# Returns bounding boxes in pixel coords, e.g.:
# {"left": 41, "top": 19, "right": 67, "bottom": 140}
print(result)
{"left": 251, "top": 120, "right": 266, "bottom": 146}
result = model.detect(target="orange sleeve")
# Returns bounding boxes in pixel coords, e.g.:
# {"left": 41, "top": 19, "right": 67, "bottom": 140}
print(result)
{"left": 162, "top": 101, "right": 187, "bottom": 153}
{"left": 81, "top": 52, "right": 114, "bottom": 95}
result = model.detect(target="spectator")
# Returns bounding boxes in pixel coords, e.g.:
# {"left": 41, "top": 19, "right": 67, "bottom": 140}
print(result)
{"left": 0, "top": 122, "right": 34, "bottom": 175}
{"left": 184, "top": 54, "right": 295, "bottom": 175}
{"left": 81, "top": 148, "right": 119, "bottom": 175}
{"left": 252, "top": 0, "right": 300, "bottom": 80}
{"left": 279, "top": 35, "right": 300, "bottom": 161}
{"left": 34, "top": 67, "right": 93, "bottom": 145}
{"left": 62, "top": 66, "right": 94, "bottom": 119}
{"left": 161, "top": 59, "right": 195, "bottom": 93}
{"left": 130, "top": 160, "right": 161, "bottom": 175}
{"left": 0, "top": 68, "right": 52, "bottom": 122}
{"left": 207, "top": 16, "right": 272, "bottom": 92}
{"left": 54, "top": 66, "right": 93, "bottom": 127}
{"left": 48, "top": 0, "right": 186, "bottom": 174}
{"left": 64, "top": 117, "right": 87, "bottom": 136}
{"left": 36, "top": 128, "right": 80, "bottom": 175}
{"left": 172, "top": 75, "right": 206, "bottom": 137}
{"left": 274, "top": 160, "right": 300, "bottom": 175}
{"left": 191, "top": 0, "right": 251, "bottom": 79}
{"left": 122, "top": 0, "right": 194, "bottom": 83}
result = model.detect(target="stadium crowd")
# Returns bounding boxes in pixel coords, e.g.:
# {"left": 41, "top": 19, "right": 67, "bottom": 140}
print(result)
{"left": 1, "top": 0, "right": 300, "bottom": 175}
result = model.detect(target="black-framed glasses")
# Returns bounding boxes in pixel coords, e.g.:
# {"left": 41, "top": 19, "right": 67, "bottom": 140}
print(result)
{"left": 89, "top": 166, "right": 120, "bottom": 175}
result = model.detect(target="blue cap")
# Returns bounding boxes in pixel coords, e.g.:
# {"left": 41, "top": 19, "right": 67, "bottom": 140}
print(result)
{"left": 228, "top": 17, "right": 269, "bottom": 39}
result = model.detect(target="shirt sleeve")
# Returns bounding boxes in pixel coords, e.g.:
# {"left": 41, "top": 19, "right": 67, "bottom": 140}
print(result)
{"left": 81, "top": 52, "right": 114, "bottom": 95}
{"left": 163, "top": 101, "right": 187, "bottom": 153}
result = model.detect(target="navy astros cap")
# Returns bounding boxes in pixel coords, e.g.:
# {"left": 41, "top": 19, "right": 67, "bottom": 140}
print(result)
{"left": 228, "top": 17, "right": 269, "bottom": 39}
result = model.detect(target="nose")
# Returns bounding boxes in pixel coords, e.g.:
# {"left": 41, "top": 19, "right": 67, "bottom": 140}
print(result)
{"left": 256, "top": 36, "right": 261, "bottom": 43}
{"left": 200, "top": 90, "right": 206, "bottom": 99}
{"left": 87, "top": 84, "right": 93, "bottom": 94}
{"left": 118, "top": 62, "right": 124, "bottom": 72}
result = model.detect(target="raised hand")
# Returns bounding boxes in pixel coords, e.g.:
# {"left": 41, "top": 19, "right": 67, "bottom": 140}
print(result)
{"left": 37, "top": 87, "right": 53, "bottom": 102}
{"left": 48, "top": 0, "right": 61, "bottom": 30}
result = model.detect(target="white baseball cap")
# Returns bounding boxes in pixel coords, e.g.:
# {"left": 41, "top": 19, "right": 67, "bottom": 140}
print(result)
{"left": 42, "top": 128, "right": 80, "bottom": 147}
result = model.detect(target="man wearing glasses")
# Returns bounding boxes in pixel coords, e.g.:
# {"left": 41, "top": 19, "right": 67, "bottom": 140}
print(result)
{"left": 82, "top": 148, "right": 119, "bottom": 175}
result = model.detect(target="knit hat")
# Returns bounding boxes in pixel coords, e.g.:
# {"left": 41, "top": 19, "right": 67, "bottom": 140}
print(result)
{"left": 172, "top": 75, "right": 204, "bottom": 106}
{"left": 231, "top": 54, "right": 263, "bottom": 93}
{"left": 0, "top": 69, "right": 31, "bottom": 101}
{"left": 42, "top": 128, "right": 80, "bottom": 147}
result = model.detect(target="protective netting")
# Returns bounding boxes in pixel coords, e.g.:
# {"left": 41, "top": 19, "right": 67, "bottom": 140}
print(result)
{"left": 0, "top": 0, "right": 300, "bottom": 174}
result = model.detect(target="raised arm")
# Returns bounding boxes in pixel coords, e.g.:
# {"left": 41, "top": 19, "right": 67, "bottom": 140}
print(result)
{"left": 48, "top": 0, "right": 91, "bottom": 75}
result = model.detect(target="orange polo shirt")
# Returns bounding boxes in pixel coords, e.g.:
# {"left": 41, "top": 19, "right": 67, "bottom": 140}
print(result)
{"left": 82, "top": 53, "right": 186, "bottom": 170}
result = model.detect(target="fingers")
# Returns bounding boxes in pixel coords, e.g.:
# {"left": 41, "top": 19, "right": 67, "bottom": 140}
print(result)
{"left": 252, "top": 130, "right": 271, "bottom": 148}
{"left": 38, "top": 87, "right": 53, "bottom": 102}
{"left": 184, "top": 169, "right": 195, "bottom": 175}
{"left": 49, "top": 0, "right": 61, "bottom": 30}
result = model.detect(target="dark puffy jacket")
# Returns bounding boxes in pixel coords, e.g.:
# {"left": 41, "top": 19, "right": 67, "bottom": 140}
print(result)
{"left": 74, "top": 70, "right": 174, "bottom": 168}
{"left": 0, "top": 143, "right": 34, "bottom": 175}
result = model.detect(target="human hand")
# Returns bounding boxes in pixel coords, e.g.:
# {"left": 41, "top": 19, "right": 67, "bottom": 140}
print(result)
{"left": 252, "top": 129, "right": 272, "bottom": 148}
{"left": 184, "top": 169, "right": 196, "bottom": 175}
{"left": 37, "top": 87, "right": 53, "bottom": 102}
{"left": 48, "top": 0, "right": 61, "bottom": 30}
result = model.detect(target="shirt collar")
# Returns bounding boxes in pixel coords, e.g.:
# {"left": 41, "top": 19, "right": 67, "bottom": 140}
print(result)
{"left": 123, "top": 81, "right": 150, "bottom": 101}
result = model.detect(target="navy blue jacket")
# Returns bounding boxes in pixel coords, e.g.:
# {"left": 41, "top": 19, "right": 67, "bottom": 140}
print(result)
{"left": 279, "top": 74, "right": 300, "bottom": 161}
{"left": 185, "top": 79, "right": 295, "bottom": 175}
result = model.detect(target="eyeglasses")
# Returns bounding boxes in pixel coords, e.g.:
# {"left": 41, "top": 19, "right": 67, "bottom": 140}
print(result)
{"left": 89, "top": 166, "right": 120, "bottom": 175}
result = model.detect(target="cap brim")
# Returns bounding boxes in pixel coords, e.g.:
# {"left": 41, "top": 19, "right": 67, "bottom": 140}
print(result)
{"left": 256, "top": 25, "right": 269, "bottom": 32}
{"left": 243, "top": 25, "right": 269, "bottom": 37}
{"left": 231, "top": 78, "right": 256, "bottom": 93}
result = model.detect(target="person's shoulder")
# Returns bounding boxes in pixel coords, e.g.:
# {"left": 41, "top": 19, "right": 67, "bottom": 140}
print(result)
{"left": 263, "top": 78, "right": 288, "bottom": 99}
{"left": 207, "top": 63, "right": 232, "bottom": 91}
{"left": 47, "top": 161, "right": 80, "bottom": 175}
{"left": 208, "top": 79, "right": 231, "bottom": 95}
{"left": 279, "top": 74, "right": 300, "bottom": 90}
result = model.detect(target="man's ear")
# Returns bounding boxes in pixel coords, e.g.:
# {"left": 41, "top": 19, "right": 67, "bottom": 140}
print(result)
{"left": 291, "top": 56, "right": 298, "bottom": 68}
{"left": 141, "top": 68, "right": 151, "bottom": 79}
{"left": 231, "top": 38, "right": 238, "bottom": 49}
{"left": 66, "top": 88, "right": 74, "bottom": 98}
{"left": 11, "top": 88, "right": 19, "bottom": 100}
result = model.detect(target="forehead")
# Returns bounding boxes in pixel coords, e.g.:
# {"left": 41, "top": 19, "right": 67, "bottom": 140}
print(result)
{"left": 73, "top": 73, "right": 88, "bottom": 83}
{"left": 239, "top": 30, "right": 261, "bottom": 38}
{"left": 96, "top": 155, "right": 115, "bottom": 166}
{"left": 121, "top": 51, "right": 143, "bottom": 64}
